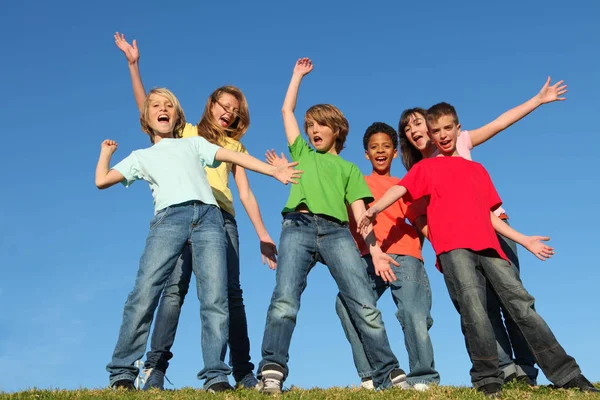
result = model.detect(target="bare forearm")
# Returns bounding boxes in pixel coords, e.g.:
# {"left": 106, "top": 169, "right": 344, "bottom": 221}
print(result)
{"left": 371, "top": 186, "right": 407, "bottom": 215}
{"left": 415, "top": 215, "right": 429, "bottom": 239}
{"left": 490, "top": 212, "right": 527, "bottom": 246}
{"left": 282, "top": 74, "right": 303, "bottom": 113}
{"left": 217, "top": 149, "right": 275, "bottom": 177}
{"left": 281, "top": 75, "right": 304, "bottom": 145}
{"left": 95, "top": 153, "right": 115, "bottom": 189}
{"left": 127, "top": 62, "right": 147, "bottom": 113}
{"left": 240, "top": 192, "right": 271, "bottom": 240}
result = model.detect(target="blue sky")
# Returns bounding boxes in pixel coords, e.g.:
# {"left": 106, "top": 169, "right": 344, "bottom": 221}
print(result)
{"left": 1, "top": 0, "right": 599, "bottom": 393}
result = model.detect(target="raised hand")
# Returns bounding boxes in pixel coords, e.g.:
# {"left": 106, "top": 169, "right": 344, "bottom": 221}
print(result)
{"left": 372, "top": 249, "right": 400, "bottom": 283}
{"left": 273, "top": 162, "right": 303, "bottom": 185}
{"left": 260, "top": 238, "right": 278, "bottom": 270}
{"left": 523, "top": 235, "right": 554, "bottom": 261}
{"left": 293, "top": 57, "right": 313, "bottom": 77}
{"left": 114, "top": 32, "right": 139, "bottom": 65}
{"left": 265, "top": 149, "right": 289, "bottom": 167}
{"left": 101, "top": 139, "right": 118, "bottom": 155}
{"left": 357, "top": 208, "right": 378, "bottom": 235}
{"left": 538, "top": 77, "right": 567, "bottom": 104}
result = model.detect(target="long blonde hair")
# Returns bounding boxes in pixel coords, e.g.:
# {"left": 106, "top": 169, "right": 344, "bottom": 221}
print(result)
{"left": 140, "top": 88, "right": 186, "bottom": 144}
{"left": 196, "top": 86, "right": 250, "bottom": 145}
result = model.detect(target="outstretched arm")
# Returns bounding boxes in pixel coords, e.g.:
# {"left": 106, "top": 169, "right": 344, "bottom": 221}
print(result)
{"left": 469, "top": 77, "right": 567, "bottom": 147}
{"left": 490, "top": 212, "right": 554, "bottom": 261}
{"left": 114, "top": 32, "right": 147, "bottom": 113}
{"left": 357, "top": 185, "right": 408, "bottom": 234}
{"left": 95, "top": 140, "right": 125, "bottom": 189}
{"left": 282, "top": 58, "right": 314, "bottom": 146}
{"left": 350, "top": 200, "right": 399, "bottom": 283}
{"left": 215, "top": 148, "right": 302, "bottom": 185}
{"left": 232, "top": 165, "right": 278, "bottom": 270}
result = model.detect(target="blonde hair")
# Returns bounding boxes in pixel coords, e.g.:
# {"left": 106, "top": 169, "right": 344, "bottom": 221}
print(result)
{"left": 196, "top": 86, "right": 250, "bottom": 145}
{"left": 140, "top": 88, "right": 186, "bottom": 144}
{"left": 303, "top": 104, "right": 349, "bottom": 154}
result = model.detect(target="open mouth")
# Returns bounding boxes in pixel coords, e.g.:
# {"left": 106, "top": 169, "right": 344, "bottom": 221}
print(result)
{"left": 412, "top": 134, "right": 425, "bottom": 147}
{"left": 219, "top": 115, "right": 232, "bottom": 127}
{"left": 313, "top": 135, "right": 323, "bottom": 146}
{"left": 374, "top": 156, "right": 388, "bottom": 166}
{"left": 157, "top": 114, "right": 170, "bottom": 124}
{"left": 439, "top": 139, "right": 451, "bottom": 148}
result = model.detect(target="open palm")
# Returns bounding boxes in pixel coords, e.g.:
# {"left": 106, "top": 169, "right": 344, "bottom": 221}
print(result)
{"left": 293, "top": 57, "right": 313, "bottom": 76}
{"left": 539, "top": 77, "right": 567, "bottom": 104}
{"left": 114, "top": 32, "right": 139, "bottom": 64}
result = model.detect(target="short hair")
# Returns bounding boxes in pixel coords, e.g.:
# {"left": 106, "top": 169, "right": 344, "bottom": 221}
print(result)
{"left": 362, "top": 122, "right": 398, "bottom": 150}
{"left": 426, "top": 102, "right": 459, "bottom": 127}
{"left": 140, "top": 88, "right": 186, "bottom": 144}
{"left": 398, "top": 107, "right": 427, "bottom": 171}
{"left": 304, "top": 104, "right": 349, "bottom": 154}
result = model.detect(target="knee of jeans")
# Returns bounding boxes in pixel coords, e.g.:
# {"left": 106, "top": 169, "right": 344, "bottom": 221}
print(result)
{"left": 504, "top": 289, "right": 536, "bottom": 322}
{"left": 269, "top": 294, "right": 300, "bottom": 320}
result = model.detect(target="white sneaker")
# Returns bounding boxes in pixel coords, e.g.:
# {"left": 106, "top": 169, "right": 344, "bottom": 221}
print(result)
{"left": 256, "top": 364, "right": 284, "bottom": 394}
{"left": 390, "top": 368, "right": 410, "bottom": 389}
{"left": 412, "top": 383, "right": 430, "bottom": 391}
{"left": 359, "top": 378, "right": 375, "bottom": 390}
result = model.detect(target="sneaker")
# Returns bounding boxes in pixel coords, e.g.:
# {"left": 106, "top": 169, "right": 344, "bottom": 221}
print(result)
{"left": 237, "top": 373, "right": 259, "bottom": 389}
{"left": 515, "top": 375, "right": 536, "bottom": 387}
{"left": 142, "top": 368, "right": 165, "bottom": 390}
{"left": 503, "top": 372, "right": 517, "bottom": 384}
{"left": 257, "top": 363, "right": 284, "bottom": 394}
{"left": 112, "top": 379, "right": 135, "bottom": 390}
{"left": 390, "top": 368, "right": 410, "bottom": 389}
{"left": 477, "top": 382, "right": 502, "bottom": 398}
{"left": 206, "top": 381, "right": 234, "bottom": 393}
{"left": 412, "top": 383, "right": 430, "bottom": 391}
{"left": 560, "top": 374, "right": 600, "bottom": 392}
{"left": 359, "top": 377, "right": 375, "bottom": 390}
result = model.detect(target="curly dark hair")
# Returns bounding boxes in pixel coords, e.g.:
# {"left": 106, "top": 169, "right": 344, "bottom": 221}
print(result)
{"left": 362, "top": 122, "right": 398, "bottom": 150}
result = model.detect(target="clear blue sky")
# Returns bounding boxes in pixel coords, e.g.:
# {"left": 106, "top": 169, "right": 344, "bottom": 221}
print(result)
{"left": 1, "top": 0, "right": 598, "bottom": 393}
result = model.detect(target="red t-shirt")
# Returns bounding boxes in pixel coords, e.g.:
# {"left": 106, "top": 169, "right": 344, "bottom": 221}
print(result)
{"left": 399, "top": 156, "right": 507, "bottom": 269}
{"left": 348, "top": 174, "right": 425, "bottom": 259}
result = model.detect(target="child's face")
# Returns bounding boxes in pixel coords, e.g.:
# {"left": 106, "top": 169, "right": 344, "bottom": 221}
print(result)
{"left": 210, "top": 93, "right": 240, "bottom": 128}
{"left": 427, "top": 115, "right": 460, "bottom": 155}
{"left": 365, "top": 133, "right": 397, "bottom": 174}
{"left": 306, "top": 118, "right": 337, "bottom": 154}
{"left": 147, "top": 94, "right": 177, "bottom": 136}
{"left": 403, "top": 112, "right": 432, "bottom": 152}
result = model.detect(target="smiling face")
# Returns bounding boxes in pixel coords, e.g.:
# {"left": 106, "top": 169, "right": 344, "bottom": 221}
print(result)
{"left": 403, "top": 112, "right": 433, "bottom": 153}
{"left": 427, "top": 114, "right": 460, "bottom": 156}
{"left": 210, "top": 92, "right": 240, "bottom": 129}
{"left": 306, "top": 118, "right": 337, "bottom": 153}
{"left": 147, "top": 93, "right": 177, "bottom": 136}
{"left": 366, "top": 132, "right": 397, "bottom": 175}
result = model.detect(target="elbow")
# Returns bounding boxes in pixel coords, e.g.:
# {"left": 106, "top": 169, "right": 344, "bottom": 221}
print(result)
{"left": 95, "top": 179, "right": 109, "bottom": 190}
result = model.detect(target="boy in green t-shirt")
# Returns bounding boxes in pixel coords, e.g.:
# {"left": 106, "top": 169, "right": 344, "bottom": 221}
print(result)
{"left": 256, "top": 58, "right": 408, "bottom": 393}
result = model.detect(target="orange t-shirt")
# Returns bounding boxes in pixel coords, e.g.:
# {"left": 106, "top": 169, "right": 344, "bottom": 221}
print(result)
{"left": 348, "top": 173, "right": 426, "bottom": 260}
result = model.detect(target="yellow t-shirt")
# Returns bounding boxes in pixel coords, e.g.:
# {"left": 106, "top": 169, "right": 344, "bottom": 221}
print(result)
{"left": 181, "top": 123, "right": 247, "bottom": 216}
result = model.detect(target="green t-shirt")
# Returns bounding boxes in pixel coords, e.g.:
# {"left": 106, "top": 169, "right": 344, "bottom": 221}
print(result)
{"left": 282, "top": 136, "right": 373, "bottom": 223}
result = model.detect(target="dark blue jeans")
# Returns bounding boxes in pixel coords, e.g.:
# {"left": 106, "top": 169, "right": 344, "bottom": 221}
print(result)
{"left": 488, "top": 224, "right": 538, "bottom": 382}
{"left": 106, "top": 202, "right": 230, "bottom": 389}
{"left": 335, "top": 254, "right": 439, "bottom": 385}
{"left": 439, "top": 248, "right": 581, "bottom": 388}
{"left": 144, "top": 210, "right": 254, "bottom": 383}
{"left": 259, "top": 212, "right": 400, "bottom": 389}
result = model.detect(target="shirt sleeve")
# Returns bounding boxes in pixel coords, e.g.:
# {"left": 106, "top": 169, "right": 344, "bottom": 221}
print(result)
{"left": 288, "top": 135, "right": 311, "bottom": 161}
{"left": 345, "top": 165, "right": 374, "bottom": 205}
{"left": 398, "top": 161, "right": 431, "bottom": 202}
{"left": 194, "top": 137, "right": 222, "bottom": 168}
{"left": 112, "top": 152, "right": 143, "bottom": 187}
{"left": 456, "top": 130, "right": 474, "bottom": 160}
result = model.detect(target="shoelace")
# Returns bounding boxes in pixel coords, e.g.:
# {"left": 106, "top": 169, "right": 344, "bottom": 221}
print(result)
{"left": 262, "top": 377, "right": 281, "bottom": 389}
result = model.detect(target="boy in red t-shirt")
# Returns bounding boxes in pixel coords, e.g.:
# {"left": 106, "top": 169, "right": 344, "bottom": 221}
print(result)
{"left": 335, "top": 122, "right": 439, "bottom": 391}
{"left": 357, "top": 103, "right": 597, "bottom": 396}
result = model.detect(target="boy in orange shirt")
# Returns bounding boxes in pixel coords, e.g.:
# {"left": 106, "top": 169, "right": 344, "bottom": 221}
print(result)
{"left": 336, "top": 122, "right": 439, "bottom": 391}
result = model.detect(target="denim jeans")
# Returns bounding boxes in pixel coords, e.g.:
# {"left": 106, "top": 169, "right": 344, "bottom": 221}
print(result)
{"left": 335, "top": 254, "right": 439, "bottom": 385}
{"left": 439, "top": 248, "right": 581, "bottom": 388}
{"left": 106, "top": 202, "right": 231, "bottom": 389}
{"left": 487, "top": 222, "right": 539, "bottom": 382}
{"left": 144, "top": 210, "right": 254, "bottom": 383}
{"left": 259, "top": 212, "right": 400, "bottom": 389}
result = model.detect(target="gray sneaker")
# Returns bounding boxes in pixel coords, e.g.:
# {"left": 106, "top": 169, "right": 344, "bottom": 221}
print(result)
{"left": 237, "top": 373, "right": 259, "bottom": 389}
{"left": 256, "top": 363, "right": 284, "bottom": 394}
{"left": 390, "top": 368, "right": 410, "bottom": 389}
{"left": 142, "top": 368, "right": 165, "bottom": 390}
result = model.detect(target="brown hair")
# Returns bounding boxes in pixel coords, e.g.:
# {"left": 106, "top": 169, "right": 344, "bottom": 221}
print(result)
{"left": 140, "top": 88, "right": 186, "bottom": 144}
{"left": 303, "top": 104, "right": 349, "bottom": 154}
{"left": 398, "top": 107, "right": 427, "bottom": 171}
{"left": 426, "top": 102, "right": 459, "bottom": 127}
{"left": 196, "top": 86, "right": 250, "bottom": 145}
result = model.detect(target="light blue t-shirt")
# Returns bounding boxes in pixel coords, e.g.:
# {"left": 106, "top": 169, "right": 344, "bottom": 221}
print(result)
{"left": 112, "top": 136, "right": 221, "bottom": 214}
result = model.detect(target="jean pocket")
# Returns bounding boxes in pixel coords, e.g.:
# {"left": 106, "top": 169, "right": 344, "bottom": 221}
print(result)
{"left": 149, "top": 207, "right": 170, "bottom": 229}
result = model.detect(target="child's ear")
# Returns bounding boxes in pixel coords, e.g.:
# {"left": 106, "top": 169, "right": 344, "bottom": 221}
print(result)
{"left": 456, "top": 123, "right": 461, "bottom": 132}
{"left": 365, "top": 150, "right": 370, "bottom": 160}
{"left": 392, "top": 148, "right": 398, "bottom": 159}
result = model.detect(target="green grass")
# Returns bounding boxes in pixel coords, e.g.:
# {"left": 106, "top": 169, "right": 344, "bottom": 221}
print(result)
{"left": 3, "top": 382, "right": 600, "bottom": 400}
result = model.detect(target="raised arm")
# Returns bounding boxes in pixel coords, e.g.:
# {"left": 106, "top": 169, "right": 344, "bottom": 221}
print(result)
{"left": 95, "top": 140, "right": 125, "bottom": 189}
{"left": 356, "top": 185, "right": 408, "bottom": 234}
{"left": 215, "top": 148, "right": 302, "bottom": 185}
{"left": 232, "top": 165, "right": 278, "bottom": 270}
{"left": 490, "top": 212, "right": 554, "bottom": 261}
{"left": 282, "top": 58, "right": 313, "bottom": 146}
{"left": 469, "top": 77, "right": 567, "bottom": 147}
{"left": 114, "top": 32, "right": 147, "bottom": 113}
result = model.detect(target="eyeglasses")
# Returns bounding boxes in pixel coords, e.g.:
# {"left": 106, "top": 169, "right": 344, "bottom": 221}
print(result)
{"left": 215, "top": 100, "right": 239, "bottom": 116}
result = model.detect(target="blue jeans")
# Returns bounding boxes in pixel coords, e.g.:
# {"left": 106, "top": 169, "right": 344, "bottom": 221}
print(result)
{"left": 335, "top": 254, "right": 439, "bottom": 385}
{"left": 439, "top": 248, "right": 581, "bottom": 388}
{"left": 488, "top": 223, "right": 539, "bottom": 382}
{"left": 259, "top": 213, "right": 400, "bottom": 389}
{"left": 106, "top": 202, "right": 231, "bottom": 389}
{"left": 144, "top": 210, "right": 254, "bottom": 382}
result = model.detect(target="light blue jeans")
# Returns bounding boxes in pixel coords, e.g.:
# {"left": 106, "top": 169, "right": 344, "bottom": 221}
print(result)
{"left": 335, "top": 254, "right": 439, "bottom": 385}
{"left": 259, "top": 213, "right": 401, "bottom": 389}
{"left": 106, "top": 202, "right": 231, "bottom": 389}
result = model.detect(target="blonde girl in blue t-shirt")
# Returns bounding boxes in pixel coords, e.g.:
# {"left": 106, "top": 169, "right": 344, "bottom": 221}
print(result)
{"left": 97, "top": 87, "right": 301, "bottom": 392}
{"left": 114, "top": 33, "right": 276, "bottom": 390}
